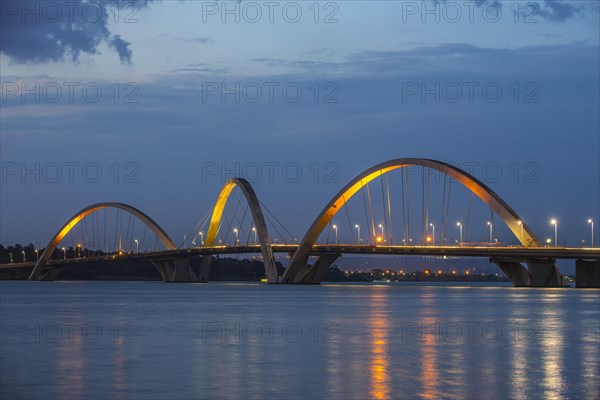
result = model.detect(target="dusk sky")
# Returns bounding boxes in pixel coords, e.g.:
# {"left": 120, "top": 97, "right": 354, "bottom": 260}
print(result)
{"left": 1, "top": 0, "right": 599, "bottom": 250}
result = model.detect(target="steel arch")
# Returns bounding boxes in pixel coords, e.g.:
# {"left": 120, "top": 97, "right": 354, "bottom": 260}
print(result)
{"left": 199, "top": 178, "right": 278, "bottom": 283}
{"left": 28, "top": 202, "right": 176, "bottom": 280}
{"left": 282, "top": 158, "right": 539, "bottom": 283}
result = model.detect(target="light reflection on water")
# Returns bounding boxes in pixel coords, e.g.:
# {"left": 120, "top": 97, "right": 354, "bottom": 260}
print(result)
{"left": 368, "top": 289, "right": 390, "bottom": 399}
{"left": 0, "top": 282, "right": 598, "bottom": 400}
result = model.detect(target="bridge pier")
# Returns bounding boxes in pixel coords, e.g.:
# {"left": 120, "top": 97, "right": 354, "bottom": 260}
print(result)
{"left": 37, "top": 267, "right": 62, "bottom": 281}
{"left": 492, "top": 258, "right": 531, "bottom": 287}
{"left": 296, "top": 254, "right": 341, "bottom": 284}
{"left": 493, "top": 258, "right": 569, "bottom": 287}
{"left": 576, "top": 259, "right": 600, "bottom": 288}
{"left": 527, "top": 260, "right": 569, "bottom": 287}
{"left": 198, "top": 256, "right": 211, "bottom": 283}
{"left": 151, "top": 258, "right": 198, "bottom": 283}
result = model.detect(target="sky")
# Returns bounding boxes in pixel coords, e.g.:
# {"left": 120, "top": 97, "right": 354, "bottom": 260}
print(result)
{"left": 1, "top": 0, "right": 599, "bottom": 259}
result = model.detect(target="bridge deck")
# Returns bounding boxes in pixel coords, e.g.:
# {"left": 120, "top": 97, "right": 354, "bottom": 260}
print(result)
{"left": 1, "top": 245, "right": 598, "bottom": 270}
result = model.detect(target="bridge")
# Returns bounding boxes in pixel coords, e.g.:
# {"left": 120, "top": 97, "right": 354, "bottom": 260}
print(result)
{"left": 2, "top": 158, "right": 599, "bottom": 287}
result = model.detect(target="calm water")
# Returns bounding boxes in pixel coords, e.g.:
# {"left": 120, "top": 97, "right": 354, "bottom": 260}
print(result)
{"left": 1, "top": 281, "right": 599, "bottom": 400}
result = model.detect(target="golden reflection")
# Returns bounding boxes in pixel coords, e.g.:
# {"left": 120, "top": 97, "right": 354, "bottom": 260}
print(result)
{"left": 419, "top": 291, "right": 439, "bottom": 400}
{"left": 507, "top": 291, "right": 530, "bottom": 400}
{"left": 368, "top": 289, "right": 391, "bottom": 399}
{"left": 539, "top": 291, "right": 566, "bottom": 399}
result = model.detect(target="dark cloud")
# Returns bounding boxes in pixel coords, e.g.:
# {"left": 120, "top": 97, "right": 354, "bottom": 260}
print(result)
{"left": 109, "top": 35, "right": 133, "bottom": 64}
{"left": 537, "top": 0, "right": 582, "bottom": 22}
{"left": 0, "top": 0, "right": 152, "bottom": 64}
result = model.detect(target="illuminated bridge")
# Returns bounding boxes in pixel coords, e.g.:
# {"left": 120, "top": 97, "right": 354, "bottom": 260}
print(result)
{"left": 2, "top": 158, "right": 599, "bottom": 287}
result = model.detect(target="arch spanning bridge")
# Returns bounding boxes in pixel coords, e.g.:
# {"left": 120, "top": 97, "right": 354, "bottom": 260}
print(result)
{"left": 4, "top": 158, "right": 599, "bottom": 287}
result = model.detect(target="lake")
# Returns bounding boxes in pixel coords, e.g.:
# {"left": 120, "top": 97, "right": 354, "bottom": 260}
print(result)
{"left": 1, "top": 281, "right": 598, "bottom": 399}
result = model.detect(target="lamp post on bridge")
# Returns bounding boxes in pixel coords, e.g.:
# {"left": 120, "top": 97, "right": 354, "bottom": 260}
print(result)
{"left": 134, "top": 239, "right": 139, "bottom": 253}
{"left": 487, "top": 221, "right": 493, "bottom": 244}
{"left": 355, "top": 224, "right": 361, "bottom": 244}
{"left": 234, "top": 228, "right": 239, "bottom": 245}
{"left": 252, "top": 227, "right": 257, "bottom": 244}
{"left": 22, "top": 250, "right": 25, "bottom": 263}
{"left": 429, "top": 223, "right": 435, "bottom": 245}
{"left": 517, "top": 220, "right": 523, "bottom": 242}
{"left": 333, "top": 224, "right": 338, "bottom": 244}
{"left": 378, "top": 224, "right": 384, "bottom": 242}
{"left": 35, "top": 249, "right": 39, "bottom": 262}
{"left": 199, "top": 231, "right": 204, "bottom": 246}
{"left": 456, "top": 222, "right": 462, "bottom": 244}
{"left": 62, "top": 247, "right": 66, "bottom": 260}
{"left": 588, "top": 219, "right": 594, "bottom": 247}
{"left": 9, "top": 253, "right": 13, "bottom": 263}
{"left": 551, "top": 219, "right": 558, "bottom": 247}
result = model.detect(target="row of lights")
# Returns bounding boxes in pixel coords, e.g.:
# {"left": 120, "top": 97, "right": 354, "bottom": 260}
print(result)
{"left": 330, "top": 218, "right": 596, "bottom": 246}
{"left": 132, "top": 218, "right": 597, "bottom": 249}
{"left": 11, "top": 218, "right": 594, "bottom": 263}
{"left": 187, "top": 227, "right": 260, "bottom": 247}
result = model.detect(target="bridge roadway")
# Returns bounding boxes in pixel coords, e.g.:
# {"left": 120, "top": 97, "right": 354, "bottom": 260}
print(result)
{"left": 2, "top": 244, "right": 599, "bottom": 270}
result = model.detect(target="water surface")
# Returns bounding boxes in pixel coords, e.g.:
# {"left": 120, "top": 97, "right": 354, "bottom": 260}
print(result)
{"left": 1, "top": 281, "right": 598, "bottom": 399}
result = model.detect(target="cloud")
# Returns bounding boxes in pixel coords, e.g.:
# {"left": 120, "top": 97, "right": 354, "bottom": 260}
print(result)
{"left": 109, "top": 35, "right": 133, "bottom": 64}
{"left": 437, "top": 0, "right": 583, "bottom": 22}
{"left": 537, "top": 0, "right": 582, "bottom": 22}
{"left": 0, "top": 0, "right": 153, "bottom": 64}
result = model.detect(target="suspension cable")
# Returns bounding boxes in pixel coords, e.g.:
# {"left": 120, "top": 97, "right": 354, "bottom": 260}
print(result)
{"left": 366, "top": 182, "right": 376, "bottom": 241}
{"left": 343, "top": 194, "right": 353, "bottom": 244}
{"left": 379, "top": 172, "right": 387, "bottom": 242}
{"left": 361, "top": 181, "right": 372, "bottom": 245}
{"left": 259, "top": 201, "right": 295, "bottom": 242}
{"left": 386, "top": 173, "right": 393, "bottom": 245}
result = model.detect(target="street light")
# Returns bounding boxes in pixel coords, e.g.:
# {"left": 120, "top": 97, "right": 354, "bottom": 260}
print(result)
{"left": 35, "top": 249, "right": 39, "bottom": 262}
{"left": 429, "top": 223, "right": 435, "bottom": 245}
{"left": 550, "top": 219, "right": 558, "bottom": 247}
{"left": 77, "top": 243, "right": 81, "bottom": 258}
{"left": 233, "top": 228, "right": 239, "bottom": 244}
{"left": 332, "top": 224, "right": 338, "bottom": 244}
{"left": 22, "top": 250, "right": 25, "bottom": 262}
{"left": 487, "top": 221, "right": 493, "bottom": 244}
{"left": 62, "top": 247, "right": 66, "bottom": 260}
{"left": 199, "top": 231, "right": 204, "bottom": 246}
{"left": 588, "top": 219, "right": 594, "bottom": 247}
{"left": 134, "top": 239, "right": 139, "bottom": 253}
{"left": 355, "top": 224, "right": 361, "bottom": 244}
{"left": 252, "top": 227, "right": 257, "bottom": 243}
{"left": 378, "top": 224, "right": 384, "bottom": 241}
{"left": 456, "top": 222, "right": 462, "bottom": 243}
{"left": 9, "top": 253, "right": 13, "bottom": 263}
{"left": 546, "top": 238, "right": 552, "bottom": 246}
{"left": 517, "top": 220, "right": 523, "bottom": 240}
